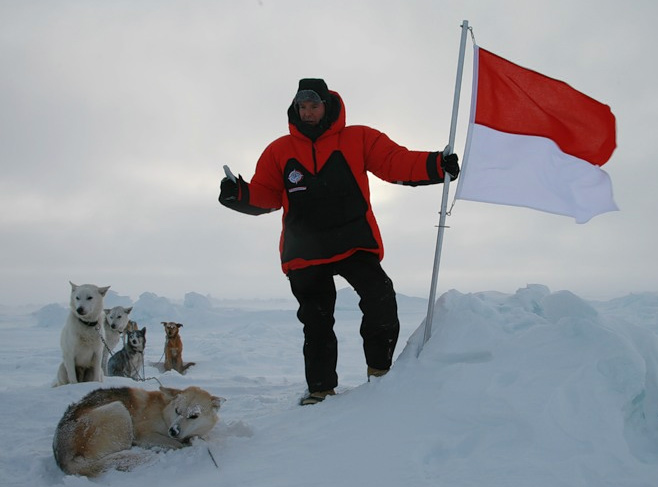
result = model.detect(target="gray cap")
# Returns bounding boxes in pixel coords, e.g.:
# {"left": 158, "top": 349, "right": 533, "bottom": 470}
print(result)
{"left": 294, "top": 89, "right": 323, "bottom": 105}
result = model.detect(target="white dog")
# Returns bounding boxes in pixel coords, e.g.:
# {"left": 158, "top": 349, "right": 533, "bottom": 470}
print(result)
{"left": 102, "top": 306, "right": 133, "bottom": 374}
{"left": 55, "top": 282, "right": 110, "bottom": 386}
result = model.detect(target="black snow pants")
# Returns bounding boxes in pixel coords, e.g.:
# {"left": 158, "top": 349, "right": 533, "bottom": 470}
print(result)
{"left": 287, "top": 251, "right": 400, "bottom": 393}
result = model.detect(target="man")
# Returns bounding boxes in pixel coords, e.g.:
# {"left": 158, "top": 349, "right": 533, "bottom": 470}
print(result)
{"left": 219, "top": 78, "right": 459, "bottom": 405}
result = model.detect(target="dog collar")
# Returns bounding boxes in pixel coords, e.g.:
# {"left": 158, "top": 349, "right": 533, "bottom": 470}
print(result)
{"left": 78, "top": 317, "right": 99, "bottom": 327}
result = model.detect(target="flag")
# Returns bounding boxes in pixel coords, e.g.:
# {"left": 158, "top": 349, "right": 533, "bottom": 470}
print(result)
{"left": 455, "top": 46, "right": 618, "bottom": 223}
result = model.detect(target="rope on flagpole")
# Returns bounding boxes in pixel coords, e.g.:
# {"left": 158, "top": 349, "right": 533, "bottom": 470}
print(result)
{"left": 418, "top": 20, "right": 470, "bottom": 356}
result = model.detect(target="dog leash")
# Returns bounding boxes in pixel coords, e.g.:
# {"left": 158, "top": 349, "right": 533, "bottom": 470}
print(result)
{"left": 207, "top": 446, "right": 219, "bottom": 469}
{"left": 97, "top": 325, "right": 119, "bottom": 357}
{"left": 140, "top": 375, "right": 164, "bottom": 388}
{"left": 125, "top": 352, "right": 146, "bottom": 382}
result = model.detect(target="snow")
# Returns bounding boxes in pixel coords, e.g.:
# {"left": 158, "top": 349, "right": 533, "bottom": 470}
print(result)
{"left": 1, "top": 284, "right": 658, "bottom": 486}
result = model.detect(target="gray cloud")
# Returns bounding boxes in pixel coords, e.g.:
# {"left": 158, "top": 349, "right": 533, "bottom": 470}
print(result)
{"left": 1, "top": 0, "right": 656, "bottom": 305}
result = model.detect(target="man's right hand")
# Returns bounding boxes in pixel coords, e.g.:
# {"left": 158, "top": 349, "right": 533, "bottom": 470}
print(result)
{"left": 219, "top": 177, "right": 238, "bottom": 202}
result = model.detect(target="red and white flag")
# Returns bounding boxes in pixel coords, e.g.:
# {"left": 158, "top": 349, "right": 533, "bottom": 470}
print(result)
{"left": 456, "top": 46, "right": 618, "bottom": 223}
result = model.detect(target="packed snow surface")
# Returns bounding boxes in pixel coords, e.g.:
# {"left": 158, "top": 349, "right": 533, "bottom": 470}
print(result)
{"left": 1, "top": 284, "right": 657, "bottom": 486}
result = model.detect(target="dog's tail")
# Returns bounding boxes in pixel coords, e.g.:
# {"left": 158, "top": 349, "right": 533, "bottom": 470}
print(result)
{"left": 181, "top": 362, "right": 196, "bottom": 373}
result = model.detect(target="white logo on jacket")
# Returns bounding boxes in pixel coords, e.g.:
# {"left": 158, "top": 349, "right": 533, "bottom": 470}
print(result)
{"left": 288, "top": 169, "right": 304, "bottom": 184}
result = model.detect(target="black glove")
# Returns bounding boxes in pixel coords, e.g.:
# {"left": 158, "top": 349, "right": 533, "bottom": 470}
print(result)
{"left": 218, "top": 175, "right": 273, "bottom": 215}
{"left": 440, "top": 152, "right": 460, "bottom": 180}
{"left": 219, "top": 177, "right": 239, "bottom": 203}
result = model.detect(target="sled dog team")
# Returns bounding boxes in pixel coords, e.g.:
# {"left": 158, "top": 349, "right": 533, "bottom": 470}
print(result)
{"left": 52, "top": 282, "right": 222, "bottom": 477}
{"left": 55, "top": 282, "right": 195, "bottom": 386}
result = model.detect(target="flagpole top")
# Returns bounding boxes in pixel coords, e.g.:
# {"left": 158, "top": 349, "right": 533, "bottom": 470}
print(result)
{"left": 460, "top": 20, "right": 476, "bottom": 45}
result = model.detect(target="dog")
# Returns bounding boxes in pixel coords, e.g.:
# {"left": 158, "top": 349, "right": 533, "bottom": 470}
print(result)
{"left": 55, "top": 282, "right": 110, "bottom": 386}
{"left": 125, "top": 319, "right": 138, "bottom": 333}
{"left": 53, "top": 385, "right": 224, "bottom": 477}
{"left": 102, "top": 306, "right": 133, "bottom": 374}
{"left": 107, "top": 327, "right": 146, "bottom": 380}
{"left": 163, "top": 322, "right": 195, "bottom": 374}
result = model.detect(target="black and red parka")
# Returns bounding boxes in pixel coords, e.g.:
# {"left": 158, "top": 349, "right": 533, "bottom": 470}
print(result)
{"left": 220, "top": 90, "right": 449, "bottom": 275}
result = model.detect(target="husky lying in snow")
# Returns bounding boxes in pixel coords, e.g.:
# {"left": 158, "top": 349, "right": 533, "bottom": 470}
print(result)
{"left": 53, "top": 385, "right": 224, "bottom": 477}
{"left": 102, "top": 306, "right": 133, "bottom": 374}
{"left": 55, "top": 282, "right": 110, "bottom": 386}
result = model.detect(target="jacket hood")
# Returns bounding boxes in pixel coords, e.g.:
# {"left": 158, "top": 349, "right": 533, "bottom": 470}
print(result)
{"left": 287, "top": 90, "right": 345, "bottom": 142}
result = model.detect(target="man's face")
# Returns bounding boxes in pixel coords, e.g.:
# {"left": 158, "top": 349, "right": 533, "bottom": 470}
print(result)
{"left": 298, "top": 100, "right": 325, "bottom": 126}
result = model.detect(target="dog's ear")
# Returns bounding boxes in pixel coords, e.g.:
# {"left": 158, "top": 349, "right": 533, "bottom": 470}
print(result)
{"left": 104, "top": 308, "right": 109, "bottom": 314}
{"left": 69, "top": 281, "right": 77, "bottom": 290}
{"left": 125, "top": 306, "right": 133, "bottom": 314}
{"left": 177, "top": 323, "right": 183, "bottom": 328}
{"left": 211, "top": 396, "right": 226, "bottom": 411}
{"left": 140, "top": 327, "right": 146, "bottom": 336}
{"left": 159, "top": 386, "right": 182, "bottom": 400}
{"left": 162, "top": 322, "right": 167, "bottom": 327}
{"left": 98, "top": 286, "right": 110, "bottom": 296}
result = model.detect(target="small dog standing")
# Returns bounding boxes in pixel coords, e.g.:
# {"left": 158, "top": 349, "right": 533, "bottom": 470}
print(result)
{"left": 55, "top": 282, "right": 110, "bottom": 386}
{"left": 107, "top": 327, "right": 146, "bottom": 380}
{"left": 102, "top": 306, "right": 133, "bottom": 375}
{"left": 163, "top": 322, "right": 195, "bottom": 374}
{"left": 53, "top": 385, "right": 224, "bottom": 477}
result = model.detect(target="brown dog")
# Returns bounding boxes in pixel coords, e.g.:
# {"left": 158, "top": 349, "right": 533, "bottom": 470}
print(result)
{"left": 53, "top": 385, "right": 223, "bottom": 476}
{"left": 162, "top": 322, "right": 194, "bottom": 374}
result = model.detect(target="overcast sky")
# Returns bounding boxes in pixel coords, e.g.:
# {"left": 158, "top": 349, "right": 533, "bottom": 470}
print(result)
{"left": 1, "top": 0, "right": 656, "bottom": 306}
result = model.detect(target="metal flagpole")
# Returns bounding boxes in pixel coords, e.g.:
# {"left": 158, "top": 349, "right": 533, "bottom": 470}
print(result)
{"left": 419, "top": 20, "right": 470, "bottom": 355}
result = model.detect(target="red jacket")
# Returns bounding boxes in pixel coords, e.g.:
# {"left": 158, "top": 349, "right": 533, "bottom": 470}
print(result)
{"left": 223, "top": 91, "right": 447, "bottom": 274}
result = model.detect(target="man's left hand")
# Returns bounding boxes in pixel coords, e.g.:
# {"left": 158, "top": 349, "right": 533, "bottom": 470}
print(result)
{"left": 441, "top": 152, "right": 460, "bottom": 180}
